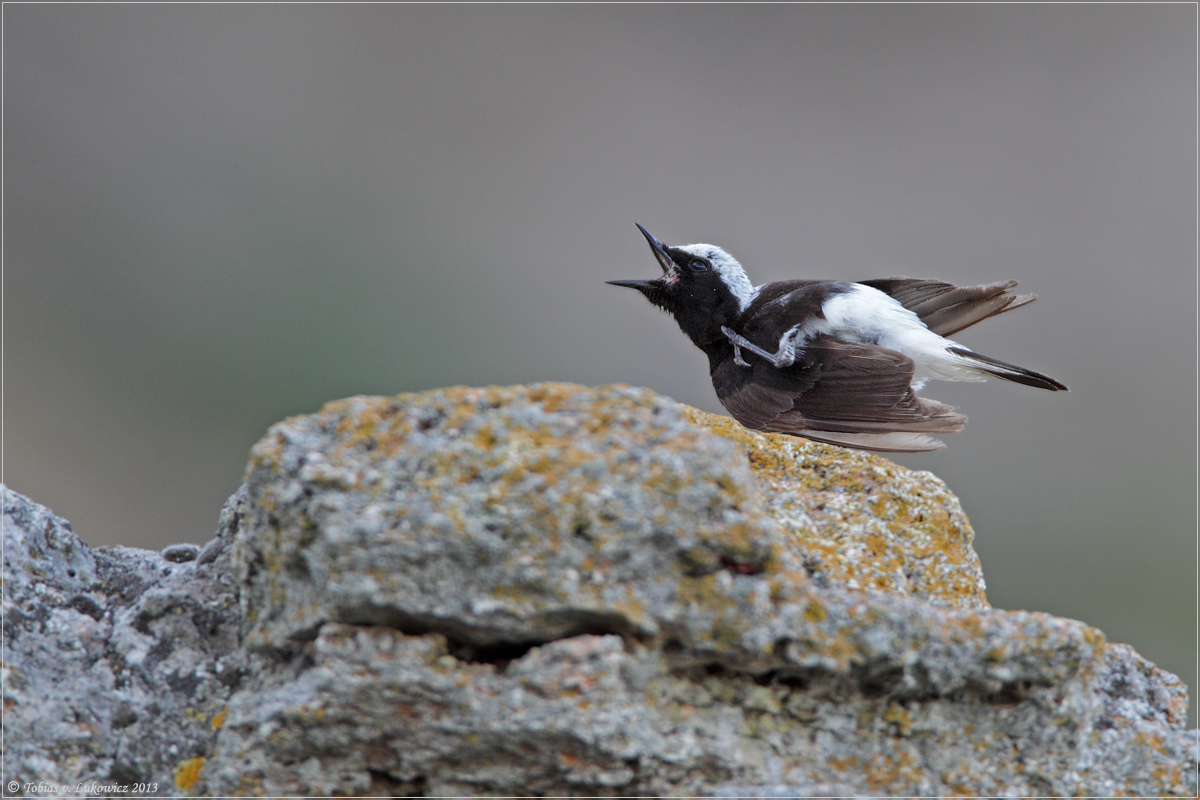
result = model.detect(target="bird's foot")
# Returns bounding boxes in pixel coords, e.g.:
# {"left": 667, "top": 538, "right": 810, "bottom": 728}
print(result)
{"left": 721, "top": 326, "right": 795, "bottom": 369}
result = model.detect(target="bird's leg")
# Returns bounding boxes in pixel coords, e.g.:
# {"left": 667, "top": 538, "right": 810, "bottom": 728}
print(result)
{"left": 730, "top": 342, "right": 751, "bottom": 368}
{"left": 721, "top": 326, "right": 797, "bottom": 369}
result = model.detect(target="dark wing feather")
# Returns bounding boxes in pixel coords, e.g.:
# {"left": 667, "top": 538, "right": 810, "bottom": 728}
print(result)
{"left": 712, "top": 362, "right": 801, "bottom": 432}
{"left": 739, "top": 280, "right": 847, "bottom": 345}
{"left": 859, "top": 277, "right": 1036, "bottom": 337}
{"left": 716, "top": 336, "right": 966, "bottom": 437}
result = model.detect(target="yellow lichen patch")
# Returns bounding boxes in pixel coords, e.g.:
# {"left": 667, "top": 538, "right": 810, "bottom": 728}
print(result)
{"left": 245, "top": 431, "right": 288, "bottom": 476}
{"left": 817, "top": 630, "right": 859, "bottom": 671}
{"left": 182, "top": 707, "right": 208, "bottom": 724}
{"left": 174, "top": 756, "right": 206, "bottom": 792}
{"left": 864, "top": 748, "right": 922, "bottom": 794}
{"left": 828, "top": 755, "right": 858, "bottom": 772}
{"left": 683, "top": 407, "right": 988, "bottom": 610}
{"left": 675, "top": 573, "right": 740, "bottom": 617}
{"left": 211, "top": 707, "right": 228, "bottom": 730}
{"left": 1132, "top": 730, "right": 1165, "bottom": 753}
{"left": 883, "top": 702, "right": 915, "bottom": 736}
{"left": 803, "top": 598, "right": 827, "bottom": 622}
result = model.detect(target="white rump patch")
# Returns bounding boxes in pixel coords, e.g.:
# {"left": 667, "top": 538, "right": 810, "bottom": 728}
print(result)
{"left": 802, "top": 284, "right": 986, "bottom": 388}
{"left": 675, "top": 243, "right": 758, "bottom": 311}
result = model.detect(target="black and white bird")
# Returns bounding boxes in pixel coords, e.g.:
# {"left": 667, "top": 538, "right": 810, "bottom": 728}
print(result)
{"left": 608, "top": 224, "right": 1067, "bottom": 453}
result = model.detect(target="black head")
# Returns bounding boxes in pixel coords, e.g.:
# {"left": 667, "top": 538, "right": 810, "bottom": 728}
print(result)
{"left": 608, "top": 224, "right": 754, "bottom": 349}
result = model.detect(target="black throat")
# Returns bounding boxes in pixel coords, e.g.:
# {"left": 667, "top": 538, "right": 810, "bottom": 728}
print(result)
{"left": 657, "top": 278, "right": 744, "bottom": 351}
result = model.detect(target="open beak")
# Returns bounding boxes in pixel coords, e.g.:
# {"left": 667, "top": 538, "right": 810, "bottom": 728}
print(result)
{"left": 606, "top": 223, "right": 674, "bottom": 293}
{"left": 634, "top": 223, "right": 674, "bottom": 274}
{"left": 606, "top": 278, "right": 659, "bottom": 291}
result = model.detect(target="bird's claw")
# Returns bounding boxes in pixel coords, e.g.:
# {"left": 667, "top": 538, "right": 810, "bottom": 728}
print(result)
{"left": 722, "top": 326, "right": 754, "bottom": 368}
{"left": 721, "top": 325, "right": 796, "bottom": 369}
{"left": 722, "top": 327, "right": 754, "bottom": 368}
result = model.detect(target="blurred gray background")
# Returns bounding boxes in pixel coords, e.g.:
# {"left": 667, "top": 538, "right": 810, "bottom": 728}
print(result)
{"left": 6, "top": 5, "right": 1195, "bottom": 722}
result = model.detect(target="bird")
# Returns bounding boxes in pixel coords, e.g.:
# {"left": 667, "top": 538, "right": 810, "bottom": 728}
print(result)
{"left": 608, "top": 224, "right": 1067, "bottom": 453}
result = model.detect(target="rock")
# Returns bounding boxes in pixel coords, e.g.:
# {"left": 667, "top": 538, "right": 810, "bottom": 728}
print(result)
{"left": 161, "top": 543, "right": 202, "bottom": 564}
{"left": 2, "top": 383, "right": 1194, "bottom": 796}
{"left": 2, "top": 484, "right": 253, "bottom": 797}
{"left": 233, "top": 384, "right": 780, "bottom": 657}
{"left": 682, "top": 407, "right": 987, "bottom": 609}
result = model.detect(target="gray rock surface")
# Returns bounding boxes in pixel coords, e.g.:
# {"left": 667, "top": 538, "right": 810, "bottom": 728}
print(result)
{"left": 3, "top": 485, "right": 253, "bottom": 796}
{"left": 3, "top": 383, "right": 1195, "bottom": 796}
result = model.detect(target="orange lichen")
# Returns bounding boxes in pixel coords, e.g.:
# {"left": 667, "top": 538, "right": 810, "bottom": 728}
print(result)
{"left": 865, "top": 749, "right": 922, "bottom": 794}
{"left": 685, "top": 407, "right": 987, "bottom": 610}
{"left": 173, "top": 757, "right": 206, "bottom": 792}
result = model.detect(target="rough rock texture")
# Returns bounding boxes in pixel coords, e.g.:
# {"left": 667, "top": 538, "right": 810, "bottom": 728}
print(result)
{"left": 682, "top": 407, "right": 987, "bottom": 610}
{"left": 2, "top": 485, "right": 252, "bottom": 796}
{"left": 3, "top": 383, "right": 1195, "bottom": 796}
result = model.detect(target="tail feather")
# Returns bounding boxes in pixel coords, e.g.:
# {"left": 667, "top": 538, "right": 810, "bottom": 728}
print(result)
{"left": 861, "top": 277, "right": 1038, "bottom": 337}
{"left": 948, "top": 346, "right": 1068, "bottom": 391}
{"left": 922, "top": 291, "right": 1036, "bottom": 338}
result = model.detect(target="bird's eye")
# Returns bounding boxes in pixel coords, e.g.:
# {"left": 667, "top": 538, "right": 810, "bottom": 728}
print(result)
{"left": 688, "top": 258, "right": 709, "bottom": 272}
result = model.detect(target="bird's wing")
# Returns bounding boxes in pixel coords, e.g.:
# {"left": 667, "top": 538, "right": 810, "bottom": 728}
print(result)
{"left": 716, "top": 336, "right": 966, "bottom": 436}
{"left": 858, "top": 277, "right": 1036, "bottom": 337}
{"left": 737, "top": 281, "right": 848, "bottom": 348}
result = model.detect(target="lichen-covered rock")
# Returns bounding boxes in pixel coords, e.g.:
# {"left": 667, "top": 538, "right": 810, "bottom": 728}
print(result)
{"left": 684, "top": 407, "right": 986, "bottom": 609}
{"left": 3, "top": 383, "right": 1194, "bottom": 797}
{"left": 234, "top": 384, "right": 781, "bottom": 656}
{"left": 209, "top": 383, "right": 1190, "bottom": 796}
